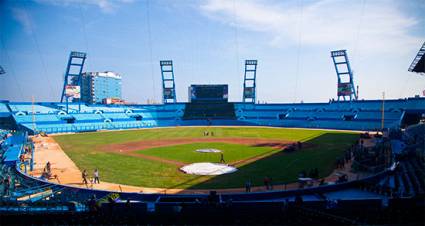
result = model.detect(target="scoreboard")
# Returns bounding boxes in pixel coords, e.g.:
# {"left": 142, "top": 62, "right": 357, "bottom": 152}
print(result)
{"left": 189, "top": 84, "right": 228, "bottom": 103}
{"left": 337, "top": 83, "right": 353, "bottom": 96}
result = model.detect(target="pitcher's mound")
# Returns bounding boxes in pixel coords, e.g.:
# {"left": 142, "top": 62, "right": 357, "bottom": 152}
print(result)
{"left": 180, "top": 162, "right": 237, "bottom": 175}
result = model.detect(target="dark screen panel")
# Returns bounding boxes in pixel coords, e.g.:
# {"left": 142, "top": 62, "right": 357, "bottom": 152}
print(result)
{"left": 190, "top": 85, "right": 228, "bottom": 102}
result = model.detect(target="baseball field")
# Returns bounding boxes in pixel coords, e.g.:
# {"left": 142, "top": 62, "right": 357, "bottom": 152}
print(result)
{"left": 53, "top": 126, "right": 358, "bottom": 189}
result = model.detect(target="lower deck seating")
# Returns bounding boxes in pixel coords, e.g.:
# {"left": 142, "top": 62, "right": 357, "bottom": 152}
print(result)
{"left": 375, "top": 158, "right": 425, "bottom": 197}
{"left": 0, "top": 103, "right": 10, "bottom": 114}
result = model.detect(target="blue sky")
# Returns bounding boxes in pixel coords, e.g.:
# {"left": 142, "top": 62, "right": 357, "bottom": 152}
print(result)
{"left": 0, "top": 0, "right": 424, "bottom": 103}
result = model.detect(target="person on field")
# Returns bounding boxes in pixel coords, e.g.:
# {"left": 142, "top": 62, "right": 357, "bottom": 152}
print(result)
{"left": 46, "top": 161, "right": 51, "bottom": 175}
{"left": 94, "top": 169, "right": 100, "bottom": 184}
{"left": 82, "top": 169, "right": 88, "bottom": 186}
{"left": 220, "top": 153, "right": 225, "bottom": 163}
{"left": 269, "top": 177, "right": 274, "bottom": 190}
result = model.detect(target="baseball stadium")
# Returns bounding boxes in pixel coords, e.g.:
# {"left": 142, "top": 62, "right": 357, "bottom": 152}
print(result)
{"left": 1, "top": 1, "right": 425, "bottom": 225}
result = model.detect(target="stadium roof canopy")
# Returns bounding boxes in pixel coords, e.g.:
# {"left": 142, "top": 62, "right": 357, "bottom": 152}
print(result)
{"left": 408, "top": 42, "right": 425, "bottom": 74}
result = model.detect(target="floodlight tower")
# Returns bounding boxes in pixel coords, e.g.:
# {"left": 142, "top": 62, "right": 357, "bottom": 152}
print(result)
{"left": 60, "top": 51, "right": 87, "bottom": 112}
{"left": 408, "top": 41, "right": 425, "bottom": 75}
{"left": 160, "top": 60, "right": 177, "bottom": 103}
{"left": 331, "top": 50, "right": 357, "bottom": 101}
{"left": 243, "top": 60, "right": 258, "bottom": 103}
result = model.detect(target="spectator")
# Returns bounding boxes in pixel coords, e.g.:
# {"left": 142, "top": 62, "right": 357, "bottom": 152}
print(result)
{"left": 269, "top": 177, "right": 273, "bottom": 190}
{"left": 263, "top": 177, "right": 270, "bottom": 190}
{"left": 88, "top": 195, "right": 98, "bottom": 213}
{"left": 3, "top": 176, "right": 10, "bottom": 196}
{"left": 245, "top": 180, "right": 252, "bottom": 192}
{"left": 294, "top": 195, "right": 303, "bottom": 207}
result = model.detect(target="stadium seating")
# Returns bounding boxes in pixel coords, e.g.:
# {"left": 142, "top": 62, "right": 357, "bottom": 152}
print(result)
{"left": 14, "top": 114, "right": 62, "bottom": 124}
{"left": 1, "top": 97, "right": 423, "bottom": 134}
{"left": 56, "top": 103, "right": 125, "bottom": 113}
{"left": 72, "top": 113, "right": 104, "bottom": 122}
{"left": 8, "top": 103, "right": 59, "bottom": 114}
{"left": 232, "top": 99, "right": 419, "bottom": 131}
{"left": 0, "top": 103, "right": 10, "bottom": 114}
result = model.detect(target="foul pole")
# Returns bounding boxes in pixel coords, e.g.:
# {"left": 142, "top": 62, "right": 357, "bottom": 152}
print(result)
{"left": 32, "top": 96, "right": 36, "bottom": 133}
{"left": 381, "top": 92, "right": 385, "bottom": 131}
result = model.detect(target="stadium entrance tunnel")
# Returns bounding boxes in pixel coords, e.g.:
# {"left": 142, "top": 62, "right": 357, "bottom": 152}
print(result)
{"left": 0, "top": 116, "right": 18, "bottom": 130}
{"left": 401, "top": 112, "right": 424, "bottom": 128}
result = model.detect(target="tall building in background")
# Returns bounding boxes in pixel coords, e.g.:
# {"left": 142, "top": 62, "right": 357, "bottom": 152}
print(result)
{"left": 78, "top": 71, "right": 122, "bottom": 104}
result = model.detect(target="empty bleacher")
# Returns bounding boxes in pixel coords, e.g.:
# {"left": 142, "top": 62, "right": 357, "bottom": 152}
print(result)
{"left": 9, "top": 103, "right": 59, "bottom": 114}
{"left": 56, "top": 103, "right": 126, "bottom": 113}
{"left": 0, "top": 103, "right": 10, "bottom": 115}
{"left": 14, "top": 114, "right": 62, "bottom": 124}
{"left": 9, "top": 103, "right": 185, "bottom": 134}
{"left": 379, "top": 159, "right": 425, "bottom": 197}
{"left": 2, "top": 97, "right": 424, "bottom": 134}
{"left": 233, "top": 99, "right": 414, "bottom": 131}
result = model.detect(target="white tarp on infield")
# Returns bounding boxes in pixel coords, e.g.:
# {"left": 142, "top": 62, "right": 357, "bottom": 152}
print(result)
{"left": 195, "top": 149, "right": 222, "bottom": 153}
{"left": 180, "top": 162, "right": 237, "bottom": 175}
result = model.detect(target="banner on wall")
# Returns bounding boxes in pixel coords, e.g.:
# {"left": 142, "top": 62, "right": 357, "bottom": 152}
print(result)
{"left": 337, "top": 83, "right": 352, "bottom": 96}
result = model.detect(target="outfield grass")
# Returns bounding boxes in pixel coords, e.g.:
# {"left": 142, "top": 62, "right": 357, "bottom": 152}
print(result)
{"left": 192, "top": 132, "right": 358, "bottom": 189}
{"left": 53, "top": 127, "right": 359, "bottom": 189}
{"left": 54, "top": 126, "right": 327, "bottom": 145}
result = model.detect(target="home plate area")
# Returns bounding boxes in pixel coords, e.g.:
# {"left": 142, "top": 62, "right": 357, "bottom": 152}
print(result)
{"left": 180, "top": 162, "right": 238, "bottom": 175}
